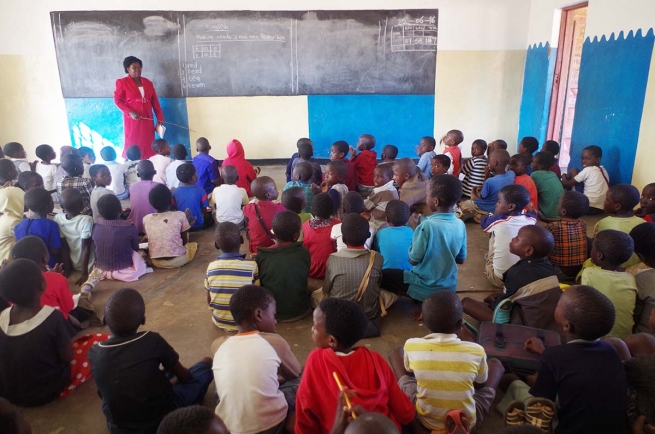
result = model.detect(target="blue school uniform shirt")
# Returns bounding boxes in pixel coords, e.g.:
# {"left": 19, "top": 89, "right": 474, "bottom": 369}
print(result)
{"left": 373, "top": 226, "right": 413, "bottom": 270}
{"left": 286, "top": 152, "right": 299, "bottom": 182}
{"left": 474, "top": 171, "right": 516, "bottom": 213}
{"left": 14, "top": 218, "right": 62, "bottom": 268}
{"left": 404, "top": 213, "right": 466, "bottom": 301}
{"left": 192, "top": 153, "right": 220, "bottom": 194}
{"left": 417, "top": 151, "right": 436, "bottom": 180}
{"left": 172, "top": 185, "right": 209, "bottom": 229}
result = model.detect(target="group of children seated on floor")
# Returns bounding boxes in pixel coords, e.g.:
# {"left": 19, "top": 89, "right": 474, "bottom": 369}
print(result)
{"left": 2, "top": 131, "right": 655, "bottom": 434}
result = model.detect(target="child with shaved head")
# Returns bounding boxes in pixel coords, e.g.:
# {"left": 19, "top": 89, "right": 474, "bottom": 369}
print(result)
{"left": 283, "top": 162, "right": 315, "bottom": 213}
{"left": 211, "top": 164, "right": 248, "bottom": 227}
{"left": 193, "top": 137, "right": 221, "bottom": 194}
{"left": 243, "top": 176, "right": 285, "bottom": 253}
{"left": 392, "top": 158, "right": 428, "bottom": 214}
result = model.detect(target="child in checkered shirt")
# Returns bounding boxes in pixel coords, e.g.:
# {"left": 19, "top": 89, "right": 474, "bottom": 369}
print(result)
{"left": 532, "top": 190, "right": 590, "bottom": 280}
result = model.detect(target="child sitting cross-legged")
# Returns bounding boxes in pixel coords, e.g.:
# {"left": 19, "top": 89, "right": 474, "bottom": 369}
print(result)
{"left": 315, "top": 214, "right": 398, "bottom": 338}
{"left": 542, "top": 139, "right": 562, "bottom": 178}
{"left": 372, "top": 199, "right": 413, "bottom": 271}
{"left": 193, "top": 137, "right": 221, "bottom": 194}
{"left": 243, "top": 176, "right": 285, "bottom": 253}
{"left": 481, "top": 184, "right": 536, "bottom": 288}
{"left": 349, "top": 133, "right": 377, "bottom": 198}
{"left": 389, "top": 291, "right": 504, "bottom": 433}
{"left": 149, "top": 139, "right": 172, "bottom": 185}
{"left": 166, "top": 144, "right": 188, "bottom": 190}
{"left": 530, "top": 151, "right": 564, "bottom": 218}
{"left": 55, "top": 188, "right": 94, "bottom": 284}
{"left": 393, "top": 157, "right": 428, "bottom": 214}
{"left": 144, "top": 184, "right": 198, "bottom": 269}
{"left": 416, "top": 136, "right": 436, "bottom": 180}
{"left": 89, "top": 288, "right": 214, "bottom": 433}
{"left": 331, "top": 192, "right": 376, "bottom": 251}
{"left": 256, "top": 210, "right": 311, "bottom": 321}
{"left": 212, "top": 285, "right": 302, "bottom": 434}
{"left": 17, "top": 170, "right": 43, "bottom": 193}
{"left": 302, "top": 193, "right": 340, "bottom": 281}
{"left": 56, "top": 153, "right": 93, "bottom": 216}
{"left": 321, "top": 160, "right": 350, "bottom": 220}
{"left": 172, "top": 163, "right": 212, "bottom": 231}
{"left": 281, "top": 186, "right": 312, "bottom": 232}
{"left": 364, "top": 163, "right": 399, "bottom": 229}
{"left": 205, "top": 222, "right": 260, "bottom": 332}
{"left": 100, "top": 146, "right": 128, "bottom": 199}
{"left": 510, "top": 154, "right": 538, "bottom": 212}
{"left": 561, "top": 145, "right": 609, "bottom": 214}
{"left": 581, "top": 229, "right": 638, "bottom": 338}
{"left": 296, "top": 298, "right": 415, "bottom": 433}
{"left": 630, "top": 222, "right": 655, "bottom": 334}
{"left": 211, "top": 165, "right": 248, "bottom": 228}
{"left": 157, "top": 406, "right": 228, "bottom": 434}
{"left": 291, "top": 139, "right": 322, "bottom": 185}
{"left": 123, "top": 145, "right": 142, "bottom": 192}
{"left": 89, "top": 164, "right": 116, "bottom": 223}
{"left": 283, "top": 161, "right": 315, "bottom": 213}
{"left": 329, "top": 140, "right": 357, "bottom": 192}
{"left": 461, "top": 139, "right": 488, "bottom": 199}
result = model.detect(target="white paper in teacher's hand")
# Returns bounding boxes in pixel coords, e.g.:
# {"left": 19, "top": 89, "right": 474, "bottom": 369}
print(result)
{"left": 156, "top": 123, "right": 166, "bottom": 138}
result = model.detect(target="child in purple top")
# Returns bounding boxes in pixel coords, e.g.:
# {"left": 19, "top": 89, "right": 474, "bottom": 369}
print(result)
{"left": 192, "top": 137, "right": 221, "bottom": 194}
{"left": 14, "top": 187, "right": 62, "bottom": 269}
{"left": 128, "top": 160, "right": 158, "bottom": 234}
{"left": 172, "top": 163, "right": 211, "bottom": 231}
{"left": 82, "top": 195, "right": 150, "bottom": 292}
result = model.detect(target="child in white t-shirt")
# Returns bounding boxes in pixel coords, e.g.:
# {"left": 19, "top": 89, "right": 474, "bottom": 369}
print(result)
{"left": 35, "top": 144, "right": 59, "bottom": 202}
{"left": 561, "top": 145, "right": 609, "bottom": 214}
{"left": 100, "top": 146, "right": 128, "bottom": 199}
{"left": 212, "top": 165, "right": 248, "bottom": 227}
{"left": 123, "top": 145, "right": 141, "bottom": 191}
{"left": 148, "top": 140, "right": 172, "bottom": 185}
{"left": 331, "top": 192, "right": 376, "bottom": 251}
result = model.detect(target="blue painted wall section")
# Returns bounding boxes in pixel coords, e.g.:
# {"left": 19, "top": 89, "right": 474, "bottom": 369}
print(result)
{"left": 518, "top": 42, "right": 555, "bottom": 144}
{"left": 569, "top": 29, "right": 654, "bottom": 184}
{"left": 307, "top": 95, "right": 435, "bottom": 159}
{"left": 64, "top": 98, "right": 191, "bottom": 160}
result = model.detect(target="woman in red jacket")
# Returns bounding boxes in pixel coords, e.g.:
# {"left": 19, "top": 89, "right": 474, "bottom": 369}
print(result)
{"left": 114, "top": 56, "right": 165, "bottom": 159}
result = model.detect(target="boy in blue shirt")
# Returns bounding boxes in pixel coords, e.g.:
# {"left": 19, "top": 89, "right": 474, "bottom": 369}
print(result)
{"left": 416, "top": 136, "right": 436, "bottom": 180}
{"left": 172, "top": 163, "right": 211, "bottom": 231}
{"left": 460, "top": 149, "right": 515, "bottom": 221}
{"left": 192, "top": 137, "right": 221, "bottom": 194}
{"left": 381, "top": 174, "right": 467, "bottom": 319}
{"left": 373, "top": 200, "right": 413, "bottom": 271}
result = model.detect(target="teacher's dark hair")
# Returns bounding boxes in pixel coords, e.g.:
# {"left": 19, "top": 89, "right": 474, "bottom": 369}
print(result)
{"left": 123, "top": 56, "right": 142, "bottom": 73}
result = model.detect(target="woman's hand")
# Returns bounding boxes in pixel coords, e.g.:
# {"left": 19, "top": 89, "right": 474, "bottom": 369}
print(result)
{"left": 129, "top": 110, "right": 141, "bottom": 120}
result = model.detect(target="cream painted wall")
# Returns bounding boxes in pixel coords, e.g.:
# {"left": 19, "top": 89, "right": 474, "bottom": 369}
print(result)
{"left": 632, "top": 44, "right": 655, "bottom": 192}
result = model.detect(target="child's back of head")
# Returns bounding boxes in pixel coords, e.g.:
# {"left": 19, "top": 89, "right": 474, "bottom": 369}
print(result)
{"left": 519, "top": 136, "right": 539, "bottom": 155}
{"left": 149, "top": 184, "right": 173, "bottom": 213}
{"left": 559, "top": 191, "right": 590, "bottom": 219}
{"left": 17, "top": 171, "right": 43, "bottom": 191}
{"left": 35, "top": 144, "right": 56, "bottom": 163}
{"left": 156, "top": 405, "right": 228, "bottom": 434}
{"left": 358, "top": 134, "right": 376, "bottom": 150}
{"left": 382, "top": 145, "right": 398, "bottom": 161}
{"left": 24, "top": 187, "right": 53, "bottom": 216}
{"left": 281, "top": 187, "right": 306, "bottom": 214}
{"left": 152, "top": 139, "right": 170, "bottom": 156}
{"left": 315, "top": 297, "right": 369, "bottom": 349}
{"left": 215, "top": 221, "right": 241, "bottom": 253}
{"left": 605, "top": 184, "right": 640, "bottom": 215}
{"left": 104, "top": 288, "right": 145, "bottom": 337}
{"left": 97, "top": 194, "right": 122, "bottom": 220}
{"left": 293, "top": 162, "right": 313, "bottom": 183}
{"left": 172, "top": 144, "right": 188, "bottom": 161}
{"left": 531, "top": 151, "right": 555, "bottom": 171}
{"left": 0, "top": 159, "right": 17, "bottom": 184}
{"left": 250, "top": 176, "right": 278, "bottom": 201}
{"left": 61, "top": 154, "right": 84, "bottom": 177}
{"left": 422, "top": 291, "right": 462, "bottom": 334}
{"left": 445, "top": 130, "right": 464, "bottom": 145}
{"left": 297, "top": 141, "right": 313, "bottom": 160}
{"left": 559, "top": 285, "right": 615, "bottom": 340}
{"left": 126, "top": 145, "right": 142, "bottom": 162}
{"left": 630, "top": 222, "right": 655, "bottom": 265}
{"left": 311, "top": 193, "right": 334, "bottom": 220}
{"left": 221, "top": 165, "right": 238, "bottom": 185}
{"left": 345, "top": 413, "right": 399, "bottom": 434}
{"left": 11, "top": 236, "right": 48, "bottom": 267}
{"left": 100, "top": 146, "right": 117, "bottom": 163}
{"left": 176, "top": 163, "right": 196, "bottom": 184}
{"left": 272, "top": 210, "right": 301, "bottom": 243}
{"left": 196, "top": 137, "right": 211, "bottom": 154}
{"left": 341, "top": 213, "right": 370, "bottom": 247}
{"left": 3, "top": 142, "right": 26, "bottom": 159}
{"left": 592, "top": 229, "right": 634, "bottom": 268}
{"left": 136, "top": 160, "right": 156, "bottom": 181}
{"left": 0, "top": 258, "right": 44, "bottom": 307}
{"left": 76, "top": 146, "right": 95, "bottom": 163}
{"left": 514, "top": 225, "right": 555, "bottom": 259}
{"left": 428, "top": 174, "right": 462, "bottom": 209}
{"left": 60, "top": 187, "right": 84, "bottom": 215}
{"left": 385, "top": 200, "right": 410, "bottom": 227}
{"left": 543, "top": 140, "right": 560, "bottom": 157}
{"left": 229, "top": 284, "right": 275, "bottom": 331}
{"left": 343, "top": 191, "right": 364, "bottom": 214}
{"left": 498, "top": 184, "right": 530, "bottom": 215}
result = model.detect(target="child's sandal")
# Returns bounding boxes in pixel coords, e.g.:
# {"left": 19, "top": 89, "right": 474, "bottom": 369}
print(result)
{"left": 524, "top": 397, "right": 555, "bottom": 432}
{"left": 444, "top": 409, "right": 470, "bottom": 434}
{"left": 504, "top": 400, "right": 527, "bottom": 426}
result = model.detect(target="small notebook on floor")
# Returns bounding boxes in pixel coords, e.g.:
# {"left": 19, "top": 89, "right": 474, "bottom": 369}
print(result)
{"left": 139, "top": 242, "right": 149, "bottom": 250}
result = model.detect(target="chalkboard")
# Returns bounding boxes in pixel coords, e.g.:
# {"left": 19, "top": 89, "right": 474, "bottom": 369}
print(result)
{"left": 51, "top": 9, "right": 438, "bottom": 97}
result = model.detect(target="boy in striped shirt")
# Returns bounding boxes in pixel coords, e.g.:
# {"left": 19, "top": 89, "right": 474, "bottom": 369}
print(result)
{"left": 460, "top": 139, "right": 488, "bottom": 199}
{"left": 205, "top": 222, "right": 259, "bottom": 332}
{"left": 389, "top": 291, "right": 503, "bottom": 432}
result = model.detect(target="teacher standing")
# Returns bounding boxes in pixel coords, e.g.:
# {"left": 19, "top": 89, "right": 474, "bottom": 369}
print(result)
{"left": 114, "top": 56, "right": 165, "bottom": 159}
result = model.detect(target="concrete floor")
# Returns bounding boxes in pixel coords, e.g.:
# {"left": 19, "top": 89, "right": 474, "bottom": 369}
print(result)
{"left": 22, "top": 166, "right": 602, "bottom": 434}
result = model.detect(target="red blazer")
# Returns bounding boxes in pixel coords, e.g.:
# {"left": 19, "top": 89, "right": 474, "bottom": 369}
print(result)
{"left": 114, "top": 76, "right": 164, "bottom": 159}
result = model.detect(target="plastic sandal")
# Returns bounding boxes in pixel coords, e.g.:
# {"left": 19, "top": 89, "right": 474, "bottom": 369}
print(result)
{"left": 504, "top": 400, "right": 526, "bottom": 427}
{"left": 444, "top": 409, "right": 470, "bottom": 434}
{"left": 524, "top": 397, "right": 555, "bottom": 432}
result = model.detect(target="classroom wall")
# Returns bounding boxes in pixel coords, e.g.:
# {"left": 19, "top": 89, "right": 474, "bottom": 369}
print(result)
{"left": 0, "top": 0, "right": 529, "bottom": 161}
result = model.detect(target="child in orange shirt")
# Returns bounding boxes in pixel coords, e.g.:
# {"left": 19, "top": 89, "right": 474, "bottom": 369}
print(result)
{"left": 510, "top": 154, "right": 538, "bottom": 212}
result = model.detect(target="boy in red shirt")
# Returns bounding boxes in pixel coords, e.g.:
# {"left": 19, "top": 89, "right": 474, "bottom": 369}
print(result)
{"left": 349, "top": 134, "right": 377, "bottom": 198}
{"left": 509, "top": 154, "right": 538, "bottom": 212}
{"left": 441, "top": 129, "right": 464, "bottom": 176}
{"left": 243, "top": 176, "right": 285, "bottom": 254}
{"left": 302, "top": 193, "right": 340, "bottom": 280}
{"left": 296, "top": 298, "right": 415, "bottom": 434}
{"left": 330, "top": 141, "right": 357, "bottom": 192}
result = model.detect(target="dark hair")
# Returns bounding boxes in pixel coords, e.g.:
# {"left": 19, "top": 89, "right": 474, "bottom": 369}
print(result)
{"left": 472, "top": 139, "right": 488, "bottom": 152}
{"left": 157, "top": 405, "right": 223, "bottom": 434}
{"left": 297, "top": 142, "right": 313, "bottom": 160}
{"left": 607, "top": 184, "right": 641, "bottom": 212}
{"left": 543, "top": 140, "right": 560, "bottom": 155}
{"left": 375, "top": 163, "right": 394, "bottom": 180}
{"left": 563, "top": 285, "right": 615, "bottom": 340}
{"left": 422, "top": 291, "right": 462, "bottom": 333}
{"left": 382, "top": 145, "right": 398, "bottom": 159}
{"left": 327, "top": 160, "right": 347, "bottom": 178}
{"left": 583, "top": 145, "right": 602, "bottom": 158}
{"left": 61, "top": 153, "right": 83, "bottom": 175}
{"left": 0, "top": 160, "right": 16, "bottom": 183}
{"left": 429, "top": 175, "right": 462, "bottom": 208}
{"left": 229, "top": 285, "right": 274, "bottom": 325}
{"left": 493, "top": 140, "right": 508, "bottom": 149}
{"left": 447, "top": 130, "right": 464, "bottom": 144}
{"left": 2, "top": 142, "right": 24, "bottom": 158}
{"left": 196, "top": 137, "right": 210, "bottom": 153}
{"left": 500, "top": 184, "right": 530, "bottom": 210}
{"left": 100, "top": 146, "right": 117, "bottom": 162}
{"left": 126, "top": 145, "right": 142, "bottom": 161}
{"left": 17, "top": 171, "right": 43, "bottom": 190}
{"left": 432, "top": 154, "right": 451, "bottom": 169}
{"left": 331, "top": 141, "right": 350, "bottom": 156}
{"left": 152, "top": 139, "right": 169, "bottom": 154}
{"left": 319, "top": 298, "right": 368, "bottom": 348}
{"left": 24, "top": 187, "right": 53, "bottom": 214}
{"left": 137, "top": 160, "right": 156, "bottom": 180}
{"left": 293, "top": 162, "right": 313, "bottom": 182}
{"left": 281, "top": 187, "right": 306, "bottom": 214}
{"left": 532, "top": 151, "right": 555, "bottom": 169}
{"left": 631, "top": 222, "right": 655, "bottom": 260}
{"left": 594, "top": 229, "right": 634, "bottom": 266}
{"left": 343, "top": 191, "right": 364, "bottom": 214}
{"left": 172, "top": 144, "right": 188, "bottom": 161}
{"left": 123, "top": 56, "right": 142, "bottom": 73}
{"left": 359, "top": 134, "right": 376, "bottom": 149}
{"left": 89, "top": 164, "right": 108, "bottom": 179}
{"left": 60, "top": 187, "right": 84, "bottom": 212}
{"left": 104, "top": 288, "right": 145, "bottom": 335}
{"left": 11, "top": 236, "right": 48, "bottom": 264}
{"left": 35, "top": 144, "right": 55, "bottom": 161}
{"left": 491, "top": 149, "right": 511, "bottom": 168}
{"left": 272, "top": 210, "right": 301, "bottom": 242}
{"left": 149, "top": 184, "right": 173, "bottom": 212}
{"left": 0, "top": 259, "right": 44, "bottom": 306}
{"left": 385, "top": 200, "right": 410, "bottom": 227}
{"left": 176, "top": 163, "right": 196, "bottom": 184}
{"left": 215, "top": 221, "right": 241, "bottom": 252}
{"left": 341, "top": 214, "right": 370, "bottom": 246}
{"left": 76, "top": 146, "right": 95, "bottom": 160}
{"left": 97, "top": 194, "right": 122, "bottom": 220}
{"left": 519, "top": 136, "right": 539, "bottom": 154}
{"left": 221, "top": 165, "right": 238, "bottom": 184}
{"left": 559, "top": 191, "right": 589, "bottom": 219}
{"left": 520, "top": 225, "right": 555, "bottom": 258}
{"left": 421, "top": 136, "right": 437, "bottom": 149}
{"left": 510, "top": 153, "right": 530, "bottom": 167}
{"left": 311, "top": 193, "right": 334, "bottom": 219}
{"left": 297, "top": 137, "right": 313, "bottom": 147}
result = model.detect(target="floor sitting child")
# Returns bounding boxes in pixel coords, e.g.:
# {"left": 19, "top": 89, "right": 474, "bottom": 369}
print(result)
{"left": 54, "top": 188, "right": 94, "bottom": 285}
{"left": 363, "top": 163, "right": 399, "bottom": 229}
{"left": 157, "top": 406, "right": 228, "bottom": 434}
{"left": 291, "top": 139, "right": 322, "bottom": 185}
{"left": 460, "top": 149, "right": 515, "bottom": 221}
{"left": 3, "top": 141, "right": 31, "bottom": 176}
{"left": 205, "top": 222, "right": 260, "bottom": 332}
{"left": 389, "top": 291, "right": 504, "bottom": 433}
{"left": 517, "top": 136, "right": 539, "bottom": 175}
{"left": 296, "top": 298, "right": 415, "bottom": 434}
{"left": 441, "top": 129, "right": 464, "bottom": 176}
{"left": 89, "top": 164, "right": 116, "bottom": 223}
{"left": 222, "top": 139, "right": 257, "bottom": 196}
{"left": 561, "top": 145, "right": 609, "bottom": 214}
{"left": 17, "top": 171, "right": 44, "bottom": 193}
{"left": 381, "top": 144, "right": 398, "bottom": 164}
{"left": 76, "top": 146, "right": 96, "bottom": 179}
{"left": 0, "top": 160, "right": 23, "bottom": 262}
{"left": 416, "top": 136, "right": 436, "bottom": 180}
{"left": 321, "top": 160, "right": 350, "bottom": 220}
{"left": 372, "top": 200, "right": 413, "bottom": 271}
{"left": 34, "top": 144, "right": 58, "bottom": 201}
{"left": 461, "top": 139, "right": 488, "bottom": 199}
{"left": 542, "top": 140, "right": 562, "bottom": 179}
{"left": 255, "top": 211, "right": 311, "bottom": 321}
{"left": 193, "top": 137, "right": 221, "bottom": 194}
{"left": 56, "top": 153, "right": 93, "bottom": 216}
{"left": 317, "top": 214, "right": 397, "bottom": 338}
{"left": 430, "top": 154, "right": 450, "bottom": 177}
{"left": 629, "top": 222, "right": 655, "bottom": 334}
{"left": 243, "top": 176, "right": 285, "bottom": 254}
{"left": 510, "top": 154, "right": 538, "bottom": 212}
{"left": 581, "top": 229, "right": 638, "bottom": 338}
{"left": 212, "top": 285, "right": 302, "bottom": 434}
{"left": 89, "top": 288, "right": 213, "bottom": 434}
{"left": 100, "top": 146, "right": 128, "bottom": 199}
{"left": 144, "top": 184, "right": 198, "bottom": 269}
{"left": 530, "top": 151, "right": 565, "bottom": 219}
{"left": 281, "top": 187, "right": 312, "bottom": 242}
{"left": 283, "top": 161, "right": 315, "bottom": 213}
{"left": 636, "top": 183, "right": 655, "bottom": 222}
{"left": 127, "top": 160, "right": 158, "bottom": 234}
{"left": 166, "top": 144, "right": 189, "bottom": 190}
{"left": 211, "top": 165, "right": 248, "bottom": 227}
{"left": 331, "top": 192, "right": 376, "bottom": 251}
{"left": 54, "top": 146, "right": 75, "bottom": 188}
{"left": 123, "top": 145, "right": 142, "bottom": 193}
{"left": 172, "top": 163, "right": 212, "bottom": 231}
{"left": 349, "top": 133, "right": 377, "bottom": 198}
{"left": 329, "top": 140, "right": 357, "bottom": 192}
{"left": 381, "top": 175, "right": 467, "bottom": 319}
{"left": 14, "top": 187, "right": 62, "bottom": 269}
{"left": 463, "top": 225, "right": 559, "bottom": 329}
{"left": 149, "top": 139, "right": 172, "bottom": 185}
{"left": 392, "top": 158, "right": 428, "bottom": 214}
{"left": 302, "top": 193, "right": 340, "bottom": 281}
